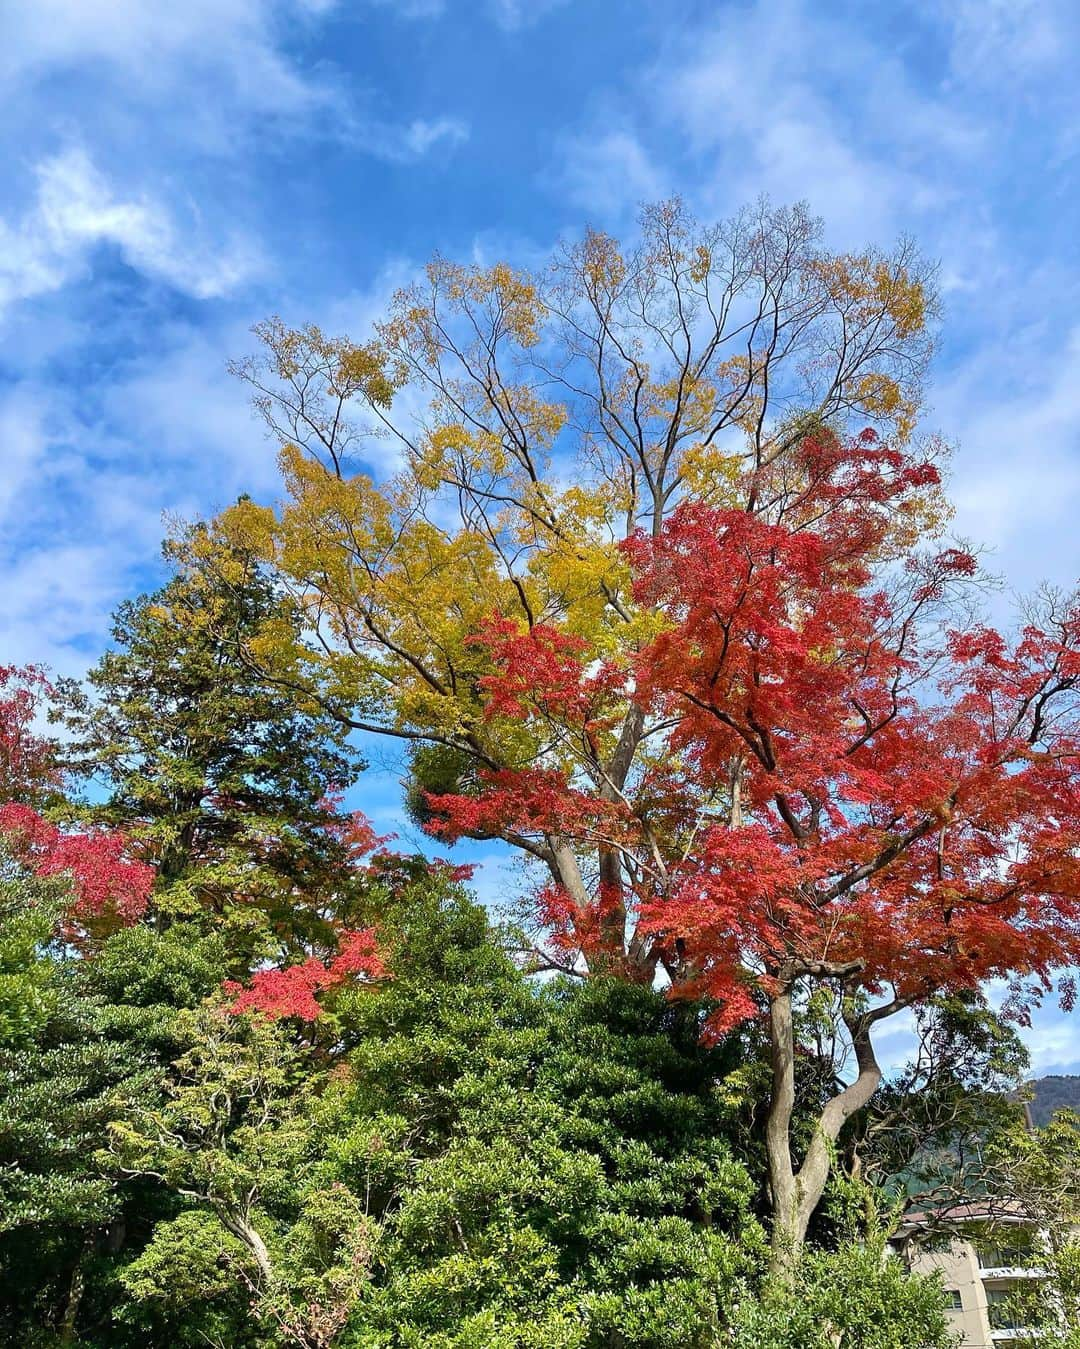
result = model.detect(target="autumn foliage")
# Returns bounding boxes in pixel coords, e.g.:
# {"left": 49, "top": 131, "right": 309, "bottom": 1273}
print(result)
{"left": 0, "top": 801, "right": 153, "bottom": 932}
{"left": 8, "top": 201, "right": 1075, "bottom": 1273}
{"left": 0, "top": 666, "right": 153, "bottom": 934}
{"left": 223, "top": 927, "right": 384, "bottom": 1020}
{"left": 425, "top": 431, "right": 1080, "bottom": 1035}
{"left": 177, "top": 203, "right": 1080, "bottom": 1257}
{"left": 221, "top": 807, "right": 396, "bottom": 1019}
{"left": 0, "top": 664, "right": 60, "bottom": 804}
{"left": 413, "top": 423, "right": 1080, "bottom": 1255}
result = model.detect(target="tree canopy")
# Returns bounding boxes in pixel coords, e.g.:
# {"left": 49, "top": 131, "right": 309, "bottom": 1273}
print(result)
{"left": 180, "top": 198, "right": 1080, "bottom": 1258}
{"left": 0, "top": 196, "right": 1075, "bottom": 1341}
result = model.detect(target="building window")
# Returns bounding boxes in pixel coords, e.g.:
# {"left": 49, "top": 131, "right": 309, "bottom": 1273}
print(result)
{"left": 986, "top": 1288, "right": 1025, "bottom": 1332}
{"left": 944, "top": 1290, "right": 963, "bottom": 1311}
{"left": 978, "top": 1240, "right": 1032, "bottom": 1270}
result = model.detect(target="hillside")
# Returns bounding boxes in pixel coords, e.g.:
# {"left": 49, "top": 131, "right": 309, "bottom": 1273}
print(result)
{"left": 1028, "top": 1075, "right": 1080, "bottom": 1126}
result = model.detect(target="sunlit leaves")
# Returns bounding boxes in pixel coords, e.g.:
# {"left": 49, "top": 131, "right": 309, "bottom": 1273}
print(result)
{"left": 0, "top": 803, "right": 152, "bottom": 935}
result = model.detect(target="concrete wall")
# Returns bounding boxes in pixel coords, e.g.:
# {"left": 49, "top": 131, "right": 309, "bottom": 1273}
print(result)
{"left": 907, "top": 1238, "right": 992, "bottom": 1348}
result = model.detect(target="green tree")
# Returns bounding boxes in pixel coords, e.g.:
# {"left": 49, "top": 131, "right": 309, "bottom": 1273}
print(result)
{"left": 108, "top": 873, "right": 955, "bottom": 1348}
{"left": 848, "top": 993, "right": 1030, "bottom": 1210}
{"left": 730, "top": 1230, "right": 955, "bottom": 1349}
{"left": 0, "top": 854, "right": 124, "bottom": 1343}
{"left": 56, "top": 538, "right": 367, "bottom": 969}
{"left": 337, "top": 898, "right": 763, "bottom": 1348}
{"left": 107, "top": 876, "right": 761, "bottom": 1347}
{"left": 0, "top": 821, "right": 238, "bottom": 1345}
{"left": 974, "top": 1109, "right": 1080, "bottom": 1348}
{"left": 109, "top": 1005, "right": 359, "bottom": 1349}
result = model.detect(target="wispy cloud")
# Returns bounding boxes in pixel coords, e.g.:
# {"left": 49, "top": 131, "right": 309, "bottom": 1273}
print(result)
{"left": 938, "top": 0, "right": 1075, "bottom": 86}
{"left": 364, "top": 0, "right": 447, "bottom": 17}
{"left": 554, "top": 126, "right": 665, "bottom": 217}
{"left": 1, "top": 0, "right": 468, "bottom": 165}
{"left": 362, "top": 0, "right": 568, "bottom": 26}
{"left": 1, "top": 0, "right": 1077, "bottom": 1030}
{"left": 0, "top": 388, "right": 52, "bottom": 531}
{"left": 488, "top": 0, "right": 570, "bottom": 30}
{"left": 0, "top": 147, "right": 260, "bottom": 316}
{"left": 545, "top": 0, "right": 1080, "bottom": 602}
{"left": 0, "top": 315, "right": 270, "bottom": 672}
{"left": 381, "top": 116, "right": 470, "bottom": 161}
{"left": 548, "top": 1, "right": 957, "bottom": 237}
{"left": 0, "top": 0, "right": 339, "bottom": 122}
{"left": 654, "top": 1, "right": 969, "bottom": 241}
{"left": 937, "top": 327, "right": 1080, "bottom": 592}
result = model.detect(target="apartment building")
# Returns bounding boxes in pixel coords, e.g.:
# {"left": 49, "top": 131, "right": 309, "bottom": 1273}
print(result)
{"left": 895, "top": 1206, "right": 1048, "bottom": 1347}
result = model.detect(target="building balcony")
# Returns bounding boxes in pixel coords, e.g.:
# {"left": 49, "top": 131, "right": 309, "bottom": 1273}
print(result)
{"left": 979, "top": 1263, "right": 1047, "bottom": 1279}
{"left": 978, "top": 1244, "right": 1047, "bottom": 1281}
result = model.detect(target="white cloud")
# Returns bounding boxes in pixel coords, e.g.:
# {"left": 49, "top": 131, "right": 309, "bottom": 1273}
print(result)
{"left": 0, "top": 390, "right": 51, "bottom": 530}
{"left": 935, "top": 0, "right": 1080, "bottom": 166}
{"left": 544, "top": 0, "right": 1079, "bottom": 593}
{"left": 651, "top": 0, "right": 965, "bottom": 243}
{"left": 0, "top": 147, "right": 259, "bottom": 315}
{"left": 1024, "top": 1007, "right": 1080, "bottom": 1077}
{"left": 98, "top": 321, "right": 277, "bottom": 495}
{"left": 365, "top": 0, "right": 447, "bottom": 16}
{"left": 362, "top": 0, "right": 567, "bottom": 26}
{"left": 939, "top": 0, "right": 1074, "bottom": 85}
{"left": 546, "top": 0, "right": 975, "bottom": 240}
{"left": 555, "top": 127, "right": 665, "bottom": 217}
{"left": 489, "top": 0, "right": 569, "bottom": 30}
{"left": 0, "top": 319, "right": 271, "bottom": 673}
{"left": 393, "top": 116, "right": 470, "bottom": 160}
{"left": 0, "top": 545, "right": 140, "bottom": 677}
{"left": 0, "top": 0, "right": 466, "bottom": 165}
{"left": 935, "top": 326, "right": 1080, "bottom": 594}
{"left": 0, "top": 0, "right": 336, "bottom": 120}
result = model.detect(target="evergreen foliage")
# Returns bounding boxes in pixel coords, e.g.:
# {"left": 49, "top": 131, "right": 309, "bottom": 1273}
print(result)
{"left": 54, "top": 540, "right": 367, "bottom": 966}
{"left": 0, "top": 842, "right": 229, "bottom": 1344}
{"left": 94, "top": 882, "right": 957, "bottom": 1349}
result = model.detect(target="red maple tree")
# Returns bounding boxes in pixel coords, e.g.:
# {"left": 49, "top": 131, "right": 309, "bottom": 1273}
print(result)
{"left": 426, "top": 431, "right": 1080, "bottom": 1258}
{"left": 0, "top": 666, "right": 154, "bottom": 935}
{"left": 0, "top": 800, "right": 153, "bottom": 933}
{"left": 222, "top": 809, "right": 392, "bottom": 1019}
{"left": 223, "top": 927, "right": 384, "bottom": 1020}
{"left": 0, "top": 663, "right": 61, "bottom": 804}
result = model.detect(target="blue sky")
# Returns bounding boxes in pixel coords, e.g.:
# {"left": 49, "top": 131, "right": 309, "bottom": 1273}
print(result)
{"left": 2, "top": 0, "right": 1078, "bottom": 1073}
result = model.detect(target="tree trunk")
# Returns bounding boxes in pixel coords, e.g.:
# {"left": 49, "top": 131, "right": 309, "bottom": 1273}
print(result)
{"left": 597, "top": 844, "right": 631, "bottom": 971}
{"left": 765, "top": 989, "right": 802, "bottom": 1271}
{"left": 546, "top": 831, "right": 656, "bottom": 983}
{"left": 58, "top": 1234, "right": 93, "bottom": 1344}
{"left": 765, "top": 987, "right": 884, "bottom": 1272}
{"left": 221, "top": 1209, "right": 275, "bottom": 1287}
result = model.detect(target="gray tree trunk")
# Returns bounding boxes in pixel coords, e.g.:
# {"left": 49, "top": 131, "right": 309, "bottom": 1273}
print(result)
{"left": 765, "top": 987, "right": 883, "bottom": 1271}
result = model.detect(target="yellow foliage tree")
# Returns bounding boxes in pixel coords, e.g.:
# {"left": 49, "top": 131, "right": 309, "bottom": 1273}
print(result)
{"left": 186, "top": 197, "right": 943, "bottom": 979}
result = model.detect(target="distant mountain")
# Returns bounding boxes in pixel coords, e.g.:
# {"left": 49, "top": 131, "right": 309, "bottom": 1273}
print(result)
{"left": 1027, "top": 1075, "right": 1080, "bottom": 1127}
